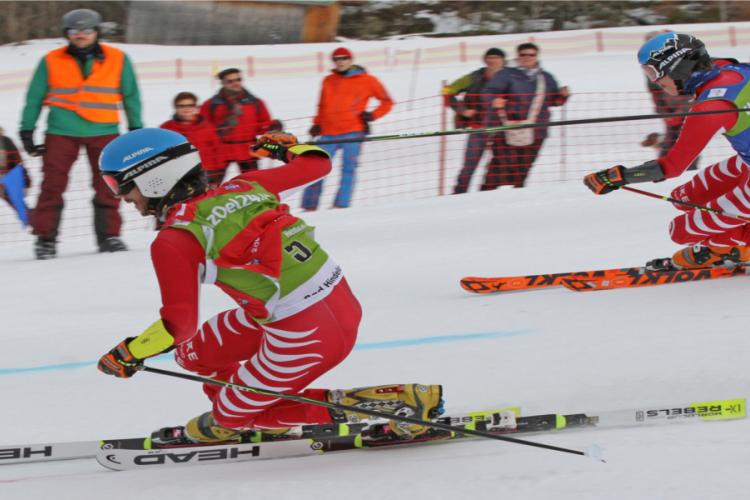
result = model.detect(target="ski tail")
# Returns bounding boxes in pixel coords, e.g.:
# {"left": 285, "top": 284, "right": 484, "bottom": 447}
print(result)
{"left": 563, "top": 265, "right": 749, "bottom": 292}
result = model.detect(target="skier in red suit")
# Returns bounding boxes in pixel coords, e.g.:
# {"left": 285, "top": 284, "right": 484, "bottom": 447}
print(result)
{"left": 584, "top": 32, "right": 750, "bottom": 269}
{"left": 95, "top": 128, "right": 442, "bottom": 444}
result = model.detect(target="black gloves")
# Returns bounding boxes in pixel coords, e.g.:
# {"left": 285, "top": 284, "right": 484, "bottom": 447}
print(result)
{"left": 98, "top": 337, "right": 142, "bottom": 378}
{"left": 361, "top": 111, "right": 374, "bottom": 135}
{"left": 309, "top": 124, "right": 321, "bottom": 138}
{"left": 584, "top": 160, "right": 665, "bottom": 195}
{"left": 19, "top": 130, "right": 44, "bottom": 157}
{"left": 269, "top": 119, "right": 283, "bottom": 132}
{"left": 251, "top": 132, "right": 299, "bottom": 163}
{"left": 584, "top": 166, "right": 628, "bottom": 195}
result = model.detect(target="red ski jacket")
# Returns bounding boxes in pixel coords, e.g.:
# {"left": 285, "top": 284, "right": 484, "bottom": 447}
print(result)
{"left": 199, "top": 88, "right": 272, "bottom": 163}
{"left": 160, "top": 116, "right": 224, "bottom": 171}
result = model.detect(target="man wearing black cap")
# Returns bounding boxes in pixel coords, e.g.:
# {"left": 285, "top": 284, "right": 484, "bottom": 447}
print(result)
{"left": 443, "top": 48, "right": 509, "bottom": 194}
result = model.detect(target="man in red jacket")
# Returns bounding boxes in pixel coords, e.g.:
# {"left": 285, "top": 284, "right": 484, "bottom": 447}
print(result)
{"left": 200, "top": 68, "right": 280, "bottom": 185}
{"left": 161, "top": 92, "right": 223, "bottom": 185}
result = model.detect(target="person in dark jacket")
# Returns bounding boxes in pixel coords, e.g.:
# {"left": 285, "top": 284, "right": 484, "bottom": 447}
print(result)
{"left": 443, "top": 48, "right": 508, "bottom": 194}
{"left": 483, "top": 43, "right": 570, "bottom": 189}
{"left": 161, "top": 92, "right": 223, "bottom": 186}
{"left": 199, "top": 68, "right": 280, "bottom": 185}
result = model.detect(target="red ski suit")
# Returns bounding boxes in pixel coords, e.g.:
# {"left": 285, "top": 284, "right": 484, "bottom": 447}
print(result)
{"left": 655, "top": 63, "right": 750, "bottom": 247}
{"left": 152, "top": 153, "right": 361, "bottom": 429}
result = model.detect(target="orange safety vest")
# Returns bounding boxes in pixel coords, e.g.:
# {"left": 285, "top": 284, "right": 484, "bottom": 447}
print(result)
{"left": 43, "top": 44, "right": 124, "bottom": 124}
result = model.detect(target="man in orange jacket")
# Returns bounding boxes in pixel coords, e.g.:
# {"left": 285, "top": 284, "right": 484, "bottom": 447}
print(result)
{"left": 302, "top": 47, "right": 393, "bottom": 210}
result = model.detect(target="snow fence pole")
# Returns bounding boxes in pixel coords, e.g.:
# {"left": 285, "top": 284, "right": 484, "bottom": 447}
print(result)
{"left": 312, "top": 107, "right": 749, "bottom": 146}
{"left": 621, "top": 185, "right": 750, "bottom": 224}
{"left": 138, "top": 365, "right": 599, "bottom": 460}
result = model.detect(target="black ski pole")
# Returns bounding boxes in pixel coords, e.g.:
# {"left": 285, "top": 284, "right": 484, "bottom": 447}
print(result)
{"left": 621, "top": 185, "right": 750, "bottom": 224}
{"left": 138, "top": 365, "right": 600, "bottom": 460}
{"left": 310, "top": 107, "right": 749, "bottom": 146}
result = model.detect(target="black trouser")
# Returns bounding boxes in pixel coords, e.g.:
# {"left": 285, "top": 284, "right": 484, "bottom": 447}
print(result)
{"left": 483, "top": 135, "right": 544, "bottom": 190}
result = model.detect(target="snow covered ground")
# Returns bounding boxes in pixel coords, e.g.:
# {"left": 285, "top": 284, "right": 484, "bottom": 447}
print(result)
{"left": 2, "top": 22, "right": 750, "bottom": 500}
{"left": 2, "top": 179, "right": 749, "bottom": 499}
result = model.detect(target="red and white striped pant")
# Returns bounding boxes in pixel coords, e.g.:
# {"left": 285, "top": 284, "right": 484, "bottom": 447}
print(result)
{"left": 175, "top": 278, "right": 361, "bottom": 429}
{"left": 669, "top": 155, "right": 750, "bottom": 247}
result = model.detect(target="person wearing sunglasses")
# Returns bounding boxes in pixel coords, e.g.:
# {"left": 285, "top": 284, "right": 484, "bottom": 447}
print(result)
{"left": 199, "top": 68, "right": 281, "bottom": 186}
{"left": 481, "top": 43, "right": 569, "bottom": 190}
{"left": 96, "top": 128, "right": 442, "bottom": 445}
{"left": 584, "top": 32, "right": 750, "bottom": 270}
{"left": 18, "top": 8, "right": 143, "bottom": 259}
{"left": 161, "top": 92, "right": 223, "bottom": 184}
{"left": 302, "top": 47, "right": 393, "bottom": 210}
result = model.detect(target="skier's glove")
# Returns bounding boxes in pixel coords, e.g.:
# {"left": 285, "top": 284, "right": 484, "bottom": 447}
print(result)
{"left": 584, "top": 166, "right": 627, "bottom": 195}
{"left": 251, "top": 132, "right": 298, "bottom": 162}
{"left": 19, "top": 130, "right": 45, "bottom": 157}
{"left": 98, "top": 319, "right": 175, "bottom": 378}
{"left": 98, "top": 337, "right": 141, "bottom": 378}
{"left": 309, "top": 124, "right": 322, "bottom": 138}
{"left": 584, "top": 160, "right": 665, "bottom": 195}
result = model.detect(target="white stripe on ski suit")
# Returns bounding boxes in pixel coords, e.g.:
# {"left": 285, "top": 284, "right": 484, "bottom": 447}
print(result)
{"left": 670, "top": 155, "right": 750, "bottom": 246}
{"left": 216, "top": 325, "right": 323, "bottom": 422}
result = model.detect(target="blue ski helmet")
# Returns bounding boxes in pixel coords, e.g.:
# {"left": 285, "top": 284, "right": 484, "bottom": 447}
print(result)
{"left": 99, "top": 128, "right": 201, "bottom": 201}
{"left": 638, "top": 32, "right": 711, "bottom": 86}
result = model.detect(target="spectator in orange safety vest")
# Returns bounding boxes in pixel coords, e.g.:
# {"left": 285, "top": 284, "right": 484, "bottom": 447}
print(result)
{"left": 19, "top": 8, "right": 143, "bottom": 259}
{"left": 302, "top": 47, "right": 393, "bottom": 210}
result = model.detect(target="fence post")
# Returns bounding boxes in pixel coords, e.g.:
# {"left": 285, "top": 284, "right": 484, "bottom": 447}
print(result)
{"left": 729, "top": 26, "right": 737, "bottom": 47}
{"left": 459, "top": 41, "right": 467, "bottom": 63}
{"left": 439, "top": 80, "right": 447, "bottom": 197}
{"left": 407, "top": 49, "right": 422, "bottom": 110}
{"left": 595, "top": 31, "right": 604, "bottom": 52}
{"left": 175, "top": 58, "right": 182, "bottom": 79}
{"left": 317, "top": 52, "right": 325, "bottom": 73}
{"left": 246, "top": 56, "right": 255, "bottom": 78}
{"left": 559, "top": 105, "right": 567, "bottom": 182}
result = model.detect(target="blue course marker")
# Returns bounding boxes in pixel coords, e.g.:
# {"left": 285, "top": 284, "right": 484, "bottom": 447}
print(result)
{"left": 0, "top": 330, "right": 529, "bottom": 376}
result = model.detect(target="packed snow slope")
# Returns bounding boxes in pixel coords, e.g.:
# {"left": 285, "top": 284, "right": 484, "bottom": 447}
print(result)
{"left": 1, "top": 178, "right": 749, "bottom": 499}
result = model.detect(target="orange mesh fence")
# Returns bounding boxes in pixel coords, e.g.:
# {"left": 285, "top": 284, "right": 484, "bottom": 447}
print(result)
{"left": 1, "top": 90, "right": 737, "bottom": 246}
{"left": 3, "top": 24, "right": 750, "bottom": 92}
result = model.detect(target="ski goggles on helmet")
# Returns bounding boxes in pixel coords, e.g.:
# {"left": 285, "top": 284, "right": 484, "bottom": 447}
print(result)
{"left": 641, "top": 64, "right": 661, "bottom": 83}
{"left": 101, "top": 142, "right": 196, "bottom": 197}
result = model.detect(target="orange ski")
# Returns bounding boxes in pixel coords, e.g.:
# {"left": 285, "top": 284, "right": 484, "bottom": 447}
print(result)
{"left": 460, "top": 269, "right": 624, "bottom": 294}
{"left": 562, "top": 265, "right": 750, "bottom": 292}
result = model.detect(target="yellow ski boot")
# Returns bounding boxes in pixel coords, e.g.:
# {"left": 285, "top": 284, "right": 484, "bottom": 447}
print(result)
{"left": 327, "top": 384, "right": 444, "bottom": 438}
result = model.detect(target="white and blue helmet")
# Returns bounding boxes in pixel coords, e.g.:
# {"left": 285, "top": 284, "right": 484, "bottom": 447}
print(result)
{"left": 100, "top": 128, "right": 202, "bottom": 201}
